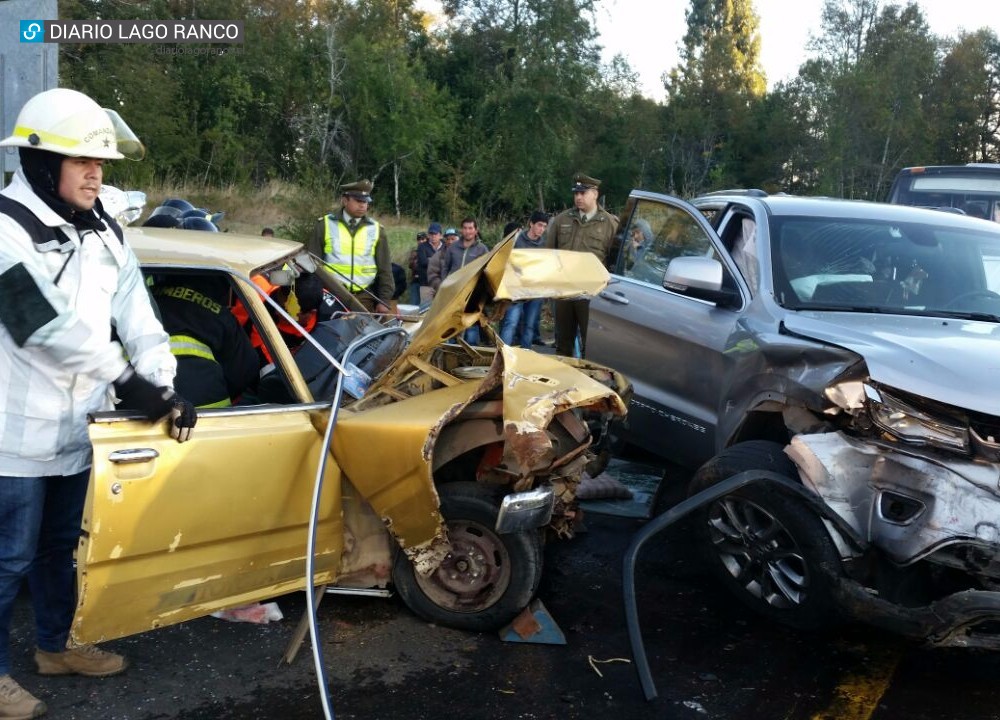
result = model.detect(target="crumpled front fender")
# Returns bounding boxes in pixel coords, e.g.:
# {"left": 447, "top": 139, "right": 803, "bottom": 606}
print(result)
{"left": 498, "top": 344, "right": 628, "bottom": 479}
{"left": 332, "top": 345, "right": 626, "bottom": 575}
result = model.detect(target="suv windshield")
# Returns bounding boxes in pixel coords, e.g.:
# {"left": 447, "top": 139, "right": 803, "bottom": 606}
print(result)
{"left": 771, "top": 216, "right": 1000, "bottom": 319}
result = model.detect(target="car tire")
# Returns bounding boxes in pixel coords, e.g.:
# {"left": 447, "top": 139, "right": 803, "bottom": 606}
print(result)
{"left": 391, "top": 482, "right": 544, "bottom": 632}
{"left": 688, "top": 440, "right": 842, "bottom": 630}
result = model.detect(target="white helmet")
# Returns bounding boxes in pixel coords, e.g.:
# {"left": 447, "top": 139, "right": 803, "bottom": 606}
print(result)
{"left": 0, "top": 88, "right": 144, "bottom": 160}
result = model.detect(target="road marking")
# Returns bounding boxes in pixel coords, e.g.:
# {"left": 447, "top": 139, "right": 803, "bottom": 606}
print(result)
{"left": 810, "top": 644, "right": 901, "bottom": 720}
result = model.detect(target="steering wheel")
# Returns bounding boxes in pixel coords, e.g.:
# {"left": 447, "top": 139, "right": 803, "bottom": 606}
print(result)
{"left": 944, "top": 290, "right": 1000, "bottom": 308}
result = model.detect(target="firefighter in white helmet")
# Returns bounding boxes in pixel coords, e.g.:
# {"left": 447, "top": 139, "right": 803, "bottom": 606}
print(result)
{"left": 0, "top": 88, "right": 195, "bottom": 719}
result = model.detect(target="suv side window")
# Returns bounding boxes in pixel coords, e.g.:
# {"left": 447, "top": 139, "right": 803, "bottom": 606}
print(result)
{"left": 618, "top": 199, "right": 721, "bottom": 285}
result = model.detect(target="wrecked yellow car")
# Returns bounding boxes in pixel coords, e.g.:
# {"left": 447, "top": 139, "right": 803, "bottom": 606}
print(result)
{"left": 73, "top": 231, "right": 628, "bottom": 643}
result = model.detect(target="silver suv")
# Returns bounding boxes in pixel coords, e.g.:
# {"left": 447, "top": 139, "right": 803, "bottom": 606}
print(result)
{"left": 589, "top": 189, "right": 1000, "bottom": 647}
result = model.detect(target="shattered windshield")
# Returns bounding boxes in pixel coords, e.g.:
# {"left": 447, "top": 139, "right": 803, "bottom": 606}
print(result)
{"left": 772, "top": 215, "right": 1000, "bottom": 321}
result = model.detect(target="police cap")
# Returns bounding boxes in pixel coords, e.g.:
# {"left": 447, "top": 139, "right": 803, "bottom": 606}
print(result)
{"left": 571, "top": 173, "right": 601, "bottom": 192}
{"left": 340, "top": 179, "right": 373, "bottom": 202}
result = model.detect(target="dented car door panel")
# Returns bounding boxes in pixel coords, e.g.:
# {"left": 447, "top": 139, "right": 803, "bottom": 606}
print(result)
{"left": 76, "top": 405, "right": 343, "bottom": 644}
{"left": 588, "top": 194, "right": 746, "bottom": 467}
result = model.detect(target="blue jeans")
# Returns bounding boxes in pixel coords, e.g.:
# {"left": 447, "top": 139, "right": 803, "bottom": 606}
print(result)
{"left": 500, "top": 300, "right": 542, "bottom": 349}
{"left": 499, "top": 302, "right": 524, "bottom": 346}
{"left": 520, "top": 299, "right": 543, "bottom": 348}
{"left": 0, "top": 470, "right": 90, "bottom": 674}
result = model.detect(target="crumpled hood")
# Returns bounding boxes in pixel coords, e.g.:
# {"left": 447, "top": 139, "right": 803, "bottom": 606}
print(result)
{"left": 372, "top": 236, "right": 608, "bottom": 392}
{"left": 783, "top": 312, "right": 1000, "bottom": 416}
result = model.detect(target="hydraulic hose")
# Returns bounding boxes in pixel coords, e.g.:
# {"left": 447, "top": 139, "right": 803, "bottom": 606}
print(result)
{"left": 622, "top": 470, "right": 864, "bottom": 701}
{"left": 305, "top": 325, "right": 410, "bottom": 720}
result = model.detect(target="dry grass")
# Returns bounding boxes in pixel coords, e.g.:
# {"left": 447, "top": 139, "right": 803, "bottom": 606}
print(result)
{"left": 142, "top": 179, "right": 317, "bottom": 237}
{"left": 141, "top": 180, "right": 428, "bottom": 263}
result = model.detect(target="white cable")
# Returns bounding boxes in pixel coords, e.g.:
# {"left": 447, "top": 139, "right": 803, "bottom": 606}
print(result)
{"left": 305, "top": 325, "right": 409, "bottom": 720}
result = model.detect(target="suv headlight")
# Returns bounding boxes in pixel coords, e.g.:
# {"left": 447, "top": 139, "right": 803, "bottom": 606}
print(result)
{"left": 864, "top": 384, "right": 969, "bottom": 452}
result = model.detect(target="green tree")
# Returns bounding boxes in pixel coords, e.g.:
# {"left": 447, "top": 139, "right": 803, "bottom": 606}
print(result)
{"left": 60, "top": 0, "right": 340, "bottom": 187}
{"left": 927, "top": 29, "right": 1000, "bottom": 163}
{"left": 296, "top": 0, "right": 455, "bottom": 217}
{"left": 339, "top": 33, "right": 453, "bottom": 217}
{"left": 662, "top": 0, "right": 766, "bottom": 195}
{"left": 430, "top": 0, "right": 607, "bottom": 217}
{"left": 801, "top": 1, "right": 937, "bottom": 198}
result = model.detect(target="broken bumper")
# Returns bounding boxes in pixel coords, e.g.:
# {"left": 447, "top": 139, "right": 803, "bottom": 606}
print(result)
{"left": 834, "top": 577, "right": 1000, "bottom": 650}
{"left": 787, "top": 432, "right": 1000, "bottom": 567}
{"left": 495, "top": 487, "right": 555, "bottom": 534}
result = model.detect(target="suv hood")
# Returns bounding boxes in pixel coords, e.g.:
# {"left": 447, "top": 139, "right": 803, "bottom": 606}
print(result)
{"left": 783, "top": 312, "right": 1000, "bottom": 416}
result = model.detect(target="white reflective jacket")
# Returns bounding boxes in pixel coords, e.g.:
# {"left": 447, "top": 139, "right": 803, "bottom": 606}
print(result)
{"left": 0, "top": 170, "right": 175, "bottom": 476}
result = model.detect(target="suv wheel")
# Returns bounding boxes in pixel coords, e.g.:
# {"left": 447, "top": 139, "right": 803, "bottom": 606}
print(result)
{"left": 688, "top": 440, "right": 842, "bottom": 629}
{"left": 392, "top": 482, "right": 543, "bottom": 631}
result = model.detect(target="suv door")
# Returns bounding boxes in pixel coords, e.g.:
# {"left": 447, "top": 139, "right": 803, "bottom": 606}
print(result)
{"left": 587, "top": 192, "right": 749, "bottom": 468}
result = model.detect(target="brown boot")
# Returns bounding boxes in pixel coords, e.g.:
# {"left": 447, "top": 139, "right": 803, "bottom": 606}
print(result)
{"left": 34, "top": 644, "right": 128, "bottom": 678}
{"left": 0, "top": 675, "right": 46, "bottom": 719}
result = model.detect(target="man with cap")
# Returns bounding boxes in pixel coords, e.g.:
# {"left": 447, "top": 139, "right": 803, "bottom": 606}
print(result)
{"left": 415, "top": 222, "right": 445, "bottom": 305}
{"left": 311, "top": 179, "right": 393, "bottom": 313}
{"left": 426, "top": 227, "right": 458, "bottom": 299}
{"left": 544, "top": 173, "right": 618, "bottom": 357}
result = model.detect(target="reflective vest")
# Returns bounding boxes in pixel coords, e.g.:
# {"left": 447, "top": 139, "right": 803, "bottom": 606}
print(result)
{"left": 242, "top": 281, "right": 318, "bottom": 364}
{"left": 167, "top": 334, "right": 231, "bottom": 408}
{"left": 322, "top": 215, "right": 379, "bottom": 292}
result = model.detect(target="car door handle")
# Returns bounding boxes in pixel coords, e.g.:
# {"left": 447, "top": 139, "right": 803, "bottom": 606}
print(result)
{"left": 599, "top": 290, "right": 630, "bottom": 305}
{"left": 108, "top": 448, "right": 160, "bottom": 464}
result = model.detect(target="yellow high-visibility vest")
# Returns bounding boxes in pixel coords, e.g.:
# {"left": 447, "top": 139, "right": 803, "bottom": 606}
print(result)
{"left": 167, "top": 334, "right": 231, "bottom": 408}
{"left": 322, "top": 215, "right": 379, "bottom": 292}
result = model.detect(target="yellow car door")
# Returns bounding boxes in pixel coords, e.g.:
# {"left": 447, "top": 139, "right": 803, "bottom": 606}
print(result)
{"left": 73, "top": 403, "right": 343, "bottom": 644}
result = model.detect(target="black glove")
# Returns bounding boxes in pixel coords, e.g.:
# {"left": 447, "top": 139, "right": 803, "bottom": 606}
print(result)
{"left": 113, "top": 367, "right": 175, "bottom": 421}
{"left": 167, "top": 394, "right": 197, "bottom": 443}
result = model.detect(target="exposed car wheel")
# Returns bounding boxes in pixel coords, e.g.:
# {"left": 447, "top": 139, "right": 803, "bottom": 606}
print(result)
{"left": 392, "top": 482, "right": 543, "bottom": 632}
{"left": 688, "top": 440, "right": 842, "bottom": 630}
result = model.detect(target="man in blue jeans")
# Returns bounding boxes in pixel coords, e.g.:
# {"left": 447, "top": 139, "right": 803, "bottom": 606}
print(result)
{"left": 500, "top": 211, "right": 549, "bottom": 347}
{"left": 0, "top": 89, "right": 195, "bottom": 719}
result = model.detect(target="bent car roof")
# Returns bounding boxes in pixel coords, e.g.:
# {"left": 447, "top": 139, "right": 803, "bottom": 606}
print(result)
{"left": 125, "top": 226, "right": 301, "bottom": 274}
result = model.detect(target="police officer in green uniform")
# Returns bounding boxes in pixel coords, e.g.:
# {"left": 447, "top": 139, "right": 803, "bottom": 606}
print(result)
{"left": 311, "top": 179, "right": 393, "bottom": 313}
{"left": 545, "top": 173, "right": 618, "bottom": 357}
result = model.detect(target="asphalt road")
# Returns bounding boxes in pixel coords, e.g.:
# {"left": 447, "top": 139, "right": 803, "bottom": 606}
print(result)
{"left": 10, "top": 458, "right": 1000, "bottom": 719}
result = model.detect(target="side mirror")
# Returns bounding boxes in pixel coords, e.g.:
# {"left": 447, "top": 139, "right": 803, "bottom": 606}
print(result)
{"left": 662, "top": 256, "right": 739, "bottom": 307}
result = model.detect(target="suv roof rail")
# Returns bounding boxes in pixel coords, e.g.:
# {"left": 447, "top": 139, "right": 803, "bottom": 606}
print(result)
{"left": 699, "top": 188, "right": 769, "bottom": 197}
